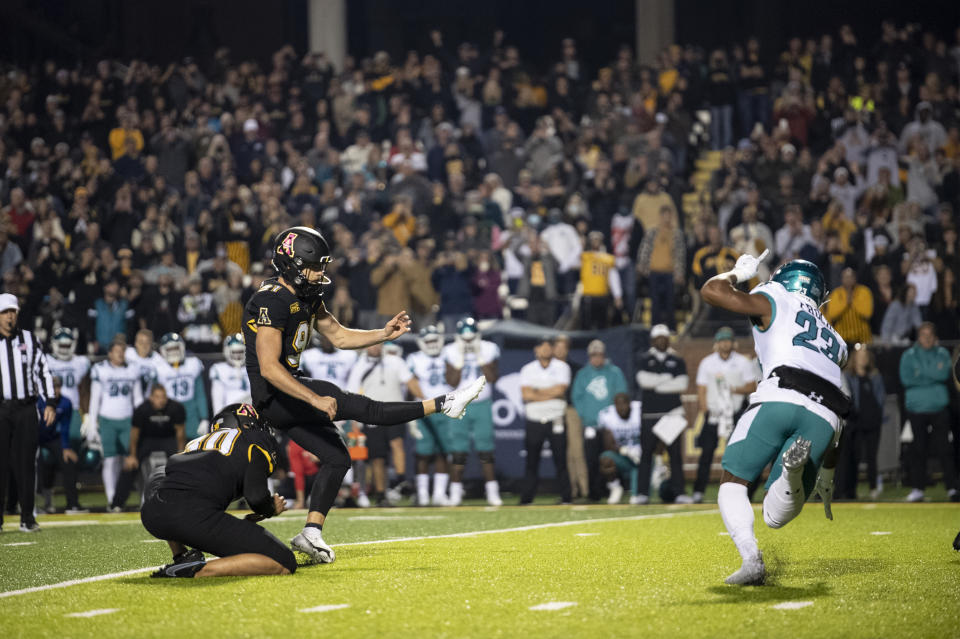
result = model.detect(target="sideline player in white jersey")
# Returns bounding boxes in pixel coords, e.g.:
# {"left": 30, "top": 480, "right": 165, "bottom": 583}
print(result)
{"left": 299, "top": 334, "right": 358, "bottom": 387}
{"left": 597, "top": 393, "right": 644, "bottom": 505}
{"left": 125, "top": 329, "right": 165, "bottom": 393}
{"left": 209, "top": 334, "right": 252, "bottom": 413}
{"left": 155, "top": 333, "right": 209, "bottom": 438}
{"left": 691, "top": 327, "right": 759, "bottom": 503}
{"left": 443, "top": 318, "right": 502, "bottom": 506}
{"left": 407, "top": 326, "right": 453, "bottom": 506}
{"left": 702, "top": 252, "right": 851, "bottom": 585}
{"left": 83, "top": 340, "right": 144, "bottom": 506}
{"left": 47, "top": 328, "right": 91, "bottom": 448}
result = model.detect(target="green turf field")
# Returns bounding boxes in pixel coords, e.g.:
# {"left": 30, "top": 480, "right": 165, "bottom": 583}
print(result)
{"left": 1, "top": 503, "right": 958, "bottom": 638}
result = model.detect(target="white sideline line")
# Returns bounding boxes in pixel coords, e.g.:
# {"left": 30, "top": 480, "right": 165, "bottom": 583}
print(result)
{"left": 772, "top": 601, "right": 813, "bottom": 610}
{"left": 3, "top": 542, "right": 37, "bottom": 547}
{"left": 0, "top": 509, "right": 718, "bottom": 599}
{"left": 530, "top": 601, "right": 576, "bottom": 611}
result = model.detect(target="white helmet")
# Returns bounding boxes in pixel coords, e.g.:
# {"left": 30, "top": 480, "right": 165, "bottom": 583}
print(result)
{"left": 416, "top": 326, "right": 444, "bottom": 357}
{"left": 51, "top": 327, "right": 77, "bottom": 361}
{"left": 223, "top": 333, "right": 245, "bottom": 368}
{"left": 159, "top": 333, "right": 186, "bottom": 366}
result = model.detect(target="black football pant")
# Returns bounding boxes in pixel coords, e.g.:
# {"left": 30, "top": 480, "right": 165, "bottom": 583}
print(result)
{"left": 112, "top": 437, "right": 178, "bottom": 509}
{"left": 0, "top": 400, "right": 39, "bottom": 528}
{"left": 906, "top": 410, "right": 957, "bottom": 491}
{"left": 259, "top": 378, "right": 426, "bottom": 516}
{"left": 37, "top": 439, "right": 80, "bottom": 510}
{"left": 836, "top": 425, "right": 880, "bottom": 498}
{"left": 141, "top": 469, "right": 297, "bottom": 573}
{"left": 636, "top": 416, "right": 685, "bottom": 498}
{"left": 520, "top": 420, "right": 571, "bottom": 504}
{"left": 693, "top": 420, "right": 719, "bottom": 495}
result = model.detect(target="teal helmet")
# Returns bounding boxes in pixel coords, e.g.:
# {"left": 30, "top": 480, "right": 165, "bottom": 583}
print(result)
{"left": 79, "top": 445, "right": 103, "bottom": 471}
{"left": 771, "top": 259, "right": 826, "bottom": 305}
{"left": 456, "top": 317, "right": 479, "bottom": 343}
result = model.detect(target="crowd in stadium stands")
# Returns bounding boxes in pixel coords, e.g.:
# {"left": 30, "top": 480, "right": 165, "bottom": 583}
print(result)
{"left": 1, "top": 20, "right": 960, "bottom": 511}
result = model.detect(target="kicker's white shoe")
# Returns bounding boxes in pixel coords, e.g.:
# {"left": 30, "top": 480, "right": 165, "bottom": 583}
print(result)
{"left": 724, "top": 552, "right": 765, "bottom": 586}
{"left": 607, "top": 481, "right": 624, "bottom": 505}
{"left": 291, "top": 527, "right": 335, "bottom": 564}
{"left": 442, "top": 376, "right": 486, "bottom": 419}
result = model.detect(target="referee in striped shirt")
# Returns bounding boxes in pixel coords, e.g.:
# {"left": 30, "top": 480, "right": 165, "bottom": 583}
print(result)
{"left": 0, "top": 293, "right": 57, "bottom": 533}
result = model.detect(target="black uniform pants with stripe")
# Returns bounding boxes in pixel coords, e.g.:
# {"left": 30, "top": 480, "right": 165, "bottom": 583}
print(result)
{"left": 259, "top": 377, "right": 427, "bottom": 516}
{"left": 0, "top": 401, "right": 39, "bottom": 527}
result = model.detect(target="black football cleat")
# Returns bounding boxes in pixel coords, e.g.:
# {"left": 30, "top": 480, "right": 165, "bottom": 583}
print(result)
{"left": 953, "top": 530, "right": 960, "bottom": 552}
{"left": 151, "top": 548, "right": 206, "bottom": 578}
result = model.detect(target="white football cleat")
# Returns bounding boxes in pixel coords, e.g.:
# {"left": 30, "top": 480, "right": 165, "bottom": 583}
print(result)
{"left": 905, "top": 488, "right": 924, "bottom": 503}
{"left": 724, "top": 552, "right": 765, "bottom": 586}
{"left": 442, "top": 376, "right": 486, "bottom": 419}
{"left": 607, "top": 481, "right": 624, "bottom": 505}
{"left": 357, "top": 492, "right": 371, "bottom": 508}
{"left": 291, "top": 527, "right": 335, "bottom": 564}
{"left": 782, "top": 437, "right": 811, "bottom": 472}
{"left": 674, "top": 494, "right": 695, "bottom": 504}
{"left": 629, "top": 494, "right": 649, "bottom": 505}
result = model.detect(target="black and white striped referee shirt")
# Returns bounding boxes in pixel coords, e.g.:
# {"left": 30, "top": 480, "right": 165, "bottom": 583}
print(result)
{"left": 0, "top": 328, "right": 55, "bottom": 402}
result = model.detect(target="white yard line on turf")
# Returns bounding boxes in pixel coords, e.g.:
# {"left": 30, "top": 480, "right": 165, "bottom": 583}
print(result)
{"left": 0, "top": 509, "right": 718, "bottom": 599}
{"left": 66, "top": 608, "right": 120, "bottom": 618}
{"left": 529, "top": 601, "right": 577, "bottom": 611}
{"left": 299, "top": 604, "right": 350, "bottom": 613}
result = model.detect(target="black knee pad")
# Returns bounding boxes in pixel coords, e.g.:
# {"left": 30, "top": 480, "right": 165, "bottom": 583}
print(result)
{"left": 279, "top": 547, "right": 298, "bottom": 574}
{"left": 451, "top": 452, "right": 468, "bottom": 466}
{"left": 477, "top": 451, "right": 495, "bottom": 464}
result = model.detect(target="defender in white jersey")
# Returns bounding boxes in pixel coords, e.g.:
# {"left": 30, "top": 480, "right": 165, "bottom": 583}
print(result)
{"left": 48, "top": 328, "right": 91, "bottom": 445}
{"left": 407, "top": 326, "right": 453, "bottom": 506}
{"left": 85, "top": 341, "right": 144, "bottom": 506}
{"left": 702, "top": 253, "right": 851, "bottom": 586}
{"left": 442, "top": 318, "right": 502, "bottom": 506}
{"left": 156, "top": 333, "right": 209, "bottom": 439}
{"left": 299, "top": 335, "right": 358, "bottom": 387}
{"left": 597, "top": 394, "right": 644, "bottom": 504}
{"left": 209, "top": 334, "right": 252, "bottom": 413}
{"left": 126, "top": 329, "right": 165, "bottom": 393}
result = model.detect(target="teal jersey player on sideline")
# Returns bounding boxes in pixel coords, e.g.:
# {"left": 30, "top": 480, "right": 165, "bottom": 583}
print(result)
{"left": 701, "top": 253, "right": 851, "bottom": 586}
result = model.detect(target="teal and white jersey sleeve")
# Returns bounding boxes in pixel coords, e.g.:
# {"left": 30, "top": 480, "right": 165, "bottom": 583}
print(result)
{"left": 48, "top": 355, "right": 91, "bottom": 409}
{"left": 157, "top": 357, "right": 206, "bottom": 409}
{"left": 443, "top": 340, "right": 499, "bottom": 400}
{"left": 90, "top": 362, "right": 142, "bottom": 420}
{"left": 749, "top": 280, "right": 847, "bottom": 390}
{"left": 596, "top": 401, "right": 642, "bottom": 447}
{"left": 209, "top": 362, "right": 252, "bottom": 414}
{"left": 407, "top": 351, "right": 452, "bottom": 397}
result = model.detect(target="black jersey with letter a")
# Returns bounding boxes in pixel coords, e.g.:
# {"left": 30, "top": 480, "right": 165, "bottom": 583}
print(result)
{"left": 161, "top": 426, "right": 279, "bottom": 511}
{"left": 242, "top": 277, "right": 316, "bottom": 406}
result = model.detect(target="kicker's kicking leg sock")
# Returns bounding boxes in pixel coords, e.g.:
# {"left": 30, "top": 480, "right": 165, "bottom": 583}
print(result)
{"left": 718, "top": 482, "right": 760, "bottom": 562}
{"left": 763, "top": 467, "right": 805, "bottom": 529}
{"left": 308, "top": 461, "right": 351, "bottom": 517}
{"left": 337, "top": 393, "right": 426, "bottom": 425}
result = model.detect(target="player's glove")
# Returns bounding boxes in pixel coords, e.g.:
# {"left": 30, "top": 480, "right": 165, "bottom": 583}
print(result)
{"left": 408, "top": 422, "right": 423, "bottom": 440}
{"left": 447, "top": 346, "right": 465, "bottom": 371}
{"left": 619, "top": 445, "right": 641, "bottom": 465}
{"left": 730, "top": 249, "right": 769, "bottom": 283}
{"left": 813, "top": 466, "right": 835, "bottom": 521}
{"left": 81, "top": 414, "right": 100, "bottom": 445}
{"left": 197, "top": 420, "right": 210, "bottom": 435}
